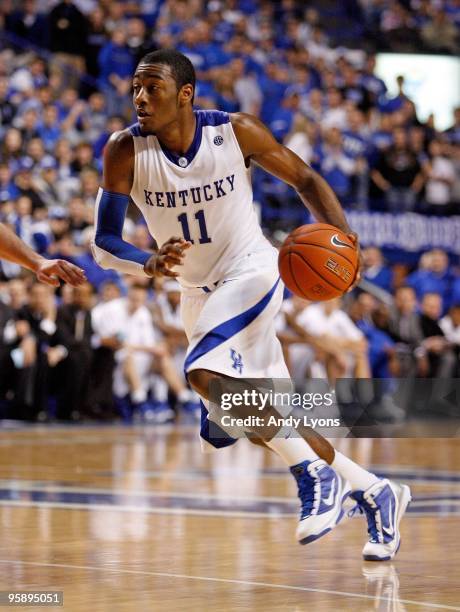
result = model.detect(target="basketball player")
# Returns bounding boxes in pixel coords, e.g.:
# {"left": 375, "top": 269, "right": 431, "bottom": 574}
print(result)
{"left": 0, "top": 221, "right": 85, "bottom": 286}
{"left": 93, "top": 50, "right": 410, "bottom": 561}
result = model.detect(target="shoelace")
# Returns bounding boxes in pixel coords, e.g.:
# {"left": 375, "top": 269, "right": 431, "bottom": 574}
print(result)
{"left": 348, "top": 500, "right": 380, "bottom": 542}
{"left": 296, "top": 473, "right": 318, "bottom": 519}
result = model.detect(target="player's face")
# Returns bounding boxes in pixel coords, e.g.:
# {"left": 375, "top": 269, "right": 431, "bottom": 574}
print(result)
{"left": 133, "top": 63, "right": 191, "bottom": 133}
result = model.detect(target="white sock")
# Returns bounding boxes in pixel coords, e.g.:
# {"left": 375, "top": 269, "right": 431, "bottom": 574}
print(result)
{"left": 265, "top": 436, "right": 319, "bottom": 467}
{"left": 331, "top": 451, "right": 380, "bottom": 491}
{"left": 177, "top": 388, "right": 194, "bottom": 403}
{"left": 131, "top": 388, "right": 147, "bottom": 404}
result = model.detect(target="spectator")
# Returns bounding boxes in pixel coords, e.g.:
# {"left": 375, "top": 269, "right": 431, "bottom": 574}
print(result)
{"left": 125, "top": 18, "right": 152, "bottom": 66}
{"left": 37, "top": 105, "right": 61, "bottom": 152}
{"left": 84, "top": 6, "right": 108, "bottom": 83}
{"left": 293, "top": 297, "right": 370, "bottom": 384}
{"left": 406, "top": 248, "right": 455, "bottom": 309}
{"left": 230, "top": 57, "right": 262, "bottom": 116}
{"left": 275, "top": 294, "right": 317, "bottom": 388}
{"left": 284, "top": 115, "right": 315, "bottom": 166}
{"left": 269, "top": 92, "right": 299, "bottom": 142}
{"left": 313, "top": 128, "right": 356, "bottom": 203}
{"left": 445, "top": 107, "right": 460, "bottom": 146}
{"left": 1, "top": 279, "right": 37, "bottom": 419}
{"left": 152, "top": 280, "right": 201, "bottom": 417}
{"left": 54, "top": 282, "right": 94, "bottom": 420}
{"left": 258, "top": 62, "right": 288, "bottom": 124}
{"left": 15, "top": 282, "right": 65, "bottom": 420}
{"left": 384, "top": 285, "right": 427, "bottom": 377}
{"left": 440, "top": 304, "right": 460, "bottom": 376}
{"left": 371, "top": 127, "right": 424, "bottom": 212}
{"left": 213, "top": 68, "right": 240, "bottom": 114}
{"left": 421, "top": 9, "right": 459, "bottom": 54}
{"left": 91, "top": 284, "right": 177, "bottom": 422}
{"left": 418, "top": 292, "right": 455, "bottom": 379}
{"left": 362, "top": 246, "right": 394, "bottom": 293}
{"left": 422, "top": 141, "right": 456, "bottom": 215}
{"left": 5, "top": 0, "right": 49, "bottom": 50}
{"left": 80, "top": 92, "right": 108, "bottom": 145}
{"left": 98, "top": 28, "right": 135, "bottom": 116}
{"left": 32, "top": 158, "right": 66, "bottom": 209}
{"left": 48, "top": 0, "right": 89, "bottom": 87}
{"left": 350, "top": 293, "right": 397, "bottom": 376}
{"left": 17, "top": 108, "right": 40, "bottom": 146}
{"left": 0, "top": 77, "right": 16, "bottom": 132}
{"left": 0, "top": 163, "right": 19, "bottom": 201}
{"left": 302, "top": 88, "right": 324, "bottom": 124}
{"left": 321, "top": 88, "right": 348, "bottom": 131}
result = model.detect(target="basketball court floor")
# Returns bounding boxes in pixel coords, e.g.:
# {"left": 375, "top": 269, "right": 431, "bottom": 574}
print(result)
{"left": 0, "top": 425, "right": 459, "bottom": 611}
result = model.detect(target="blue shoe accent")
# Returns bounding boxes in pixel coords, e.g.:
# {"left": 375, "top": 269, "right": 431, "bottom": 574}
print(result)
{"left": 351, "top": 482, "right": 396, "bottom": 545}
{"left": 149, "top": 401, "right": 175, "bottom": 423}
{"left": 291, "top": 459, "right": 346, "bottom": 545}
{"left": 114, "top": 395, "right": 133, "bottom": 422}
{"left": 352, "top": 480, "right": 411, "bottom": 561}
{"left": 291, "top": 460, "right": 341, "bottom": 518}
{"left": 290, "top": 460, "right": 317, "bottom": 520}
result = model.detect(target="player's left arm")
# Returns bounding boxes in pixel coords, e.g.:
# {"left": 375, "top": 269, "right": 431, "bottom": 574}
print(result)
{"left": 231, "top": 113, "right": 354, "bottom": 233}
{"left": 231, "top": 112, "right": 360, "bottom": 261}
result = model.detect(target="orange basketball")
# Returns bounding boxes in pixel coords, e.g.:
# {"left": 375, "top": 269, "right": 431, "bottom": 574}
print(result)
{"left": 278, "top": 223, "right": 358, "bottom": 301}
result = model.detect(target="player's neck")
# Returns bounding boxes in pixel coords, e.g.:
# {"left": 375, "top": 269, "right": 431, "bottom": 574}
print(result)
{"left": 155, "top": 108, "right": 196, "bottom": 155}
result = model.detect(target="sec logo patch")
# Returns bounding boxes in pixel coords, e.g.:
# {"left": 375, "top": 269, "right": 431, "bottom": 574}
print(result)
{"left": 213, "top": 135, "right": 224, "bottom": 146}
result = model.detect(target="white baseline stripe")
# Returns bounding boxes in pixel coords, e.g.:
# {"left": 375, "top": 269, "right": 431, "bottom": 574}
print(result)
{"left": 0, "top": 499, "right": 293, "bottom": 519}
{"left": 0, "top": 498, "right": 458, "bottom": 519}
{"left": 0, "top": 559, "right": 457, "bottom": 610}
{"left": 0, "top": 481, "right": 460, "bottom": 506}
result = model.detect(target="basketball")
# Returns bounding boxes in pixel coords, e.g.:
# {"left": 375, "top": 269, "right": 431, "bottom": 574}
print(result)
{"left": 278, "top": 223, "right": 359, "bottom": 301}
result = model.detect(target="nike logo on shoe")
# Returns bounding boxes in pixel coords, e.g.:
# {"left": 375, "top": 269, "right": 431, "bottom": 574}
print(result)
{"left": 382, "top": 498, "right": 395, "bottom": 537}
{"left": 323, "top": 478, "right": 336, "bottom": 506}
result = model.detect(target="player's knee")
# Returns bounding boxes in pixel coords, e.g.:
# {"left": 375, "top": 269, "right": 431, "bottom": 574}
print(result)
{"left": 188, "top": 369, "right": 213, "bottom": 399}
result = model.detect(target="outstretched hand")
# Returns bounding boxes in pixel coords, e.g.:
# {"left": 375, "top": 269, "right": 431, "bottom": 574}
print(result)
{"left": 144, "top": 237, "right": 191, "bottom": 278}
{"left": 35, "top": 258, "right": 87, "bottom": 287}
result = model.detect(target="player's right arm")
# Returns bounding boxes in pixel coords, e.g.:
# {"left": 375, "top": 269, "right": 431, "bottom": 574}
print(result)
{"left": 0, "top": 222, "right": 85, "bottom": 287}
{"left": 93, "top": 130, "right": 190, "bottom": 278}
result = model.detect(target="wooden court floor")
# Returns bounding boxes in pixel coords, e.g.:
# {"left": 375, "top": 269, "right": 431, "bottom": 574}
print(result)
{"left": 0, "top": 425, "right": 459, "bottom": 611}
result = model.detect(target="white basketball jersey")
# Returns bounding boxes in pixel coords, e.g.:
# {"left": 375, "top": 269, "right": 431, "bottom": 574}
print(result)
{"left": 129, "top": 110, "right": 272, "bottom": 288}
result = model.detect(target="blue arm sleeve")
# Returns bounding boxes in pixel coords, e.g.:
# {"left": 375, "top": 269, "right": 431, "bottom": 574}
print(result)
{"left": 92, "top": 188, "right": 152, "bottom": 276}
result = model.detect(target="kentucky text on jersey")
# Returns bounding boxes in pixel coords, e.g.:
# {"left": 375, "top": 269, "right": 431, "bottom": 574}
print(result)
{"left": 143, "top": 174, "right": 235, "bottom": 208}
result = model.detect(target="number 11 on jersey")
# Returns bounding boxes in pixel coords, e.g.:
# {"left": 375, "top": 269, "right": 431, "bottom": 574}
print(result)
{"left": 177, "top": 210, "right": 212, "bottom": 244}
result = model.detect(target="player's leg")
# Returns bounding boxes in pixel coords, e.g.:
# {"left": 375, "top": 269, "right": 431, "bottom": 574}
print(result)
{"left": 188, "top": 366, "right": 349, "bottom": 545}
{"left": 181, "top": 263, "right": 348, "bottom": 542}
{"left": 183, "top": 250, "right": 410, "bottom": 555}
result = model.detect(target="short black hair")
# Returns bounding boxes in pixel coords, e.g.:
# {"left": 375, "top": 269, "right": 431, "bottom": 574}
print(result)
{"left": 138, "top": 49, "right": 196, "bottom": 103}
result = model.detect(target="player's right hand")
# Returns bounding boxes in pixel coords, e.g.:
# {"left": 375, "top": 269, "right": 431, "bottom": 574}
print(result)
{"left": 35, "top": 257, "right": 86, "bottom": 287}
{"left": 144, "top": 237, "right": 191, "bottom": 278}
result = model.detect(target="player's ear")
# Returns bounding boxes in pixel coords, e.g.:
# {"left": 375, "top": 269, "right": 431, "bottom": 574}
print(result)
{"left": 178, "top": 83, "right": 194, "bottom": 106}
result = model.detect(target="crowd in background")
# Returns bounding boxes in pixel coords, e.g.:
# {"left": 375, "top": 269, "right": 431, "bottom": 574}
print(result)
{"left": 0, "top": 0, "right": 459, "bottom": 421}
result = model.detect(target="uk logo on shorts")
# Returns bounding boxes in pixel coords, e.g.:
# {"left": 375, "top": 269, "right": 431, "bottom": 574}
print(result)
{"left": 230, "top": 348, "right": 243, "bottom": 374}
{"left": 214, "top": 135, "right": 224, "bottom": 146}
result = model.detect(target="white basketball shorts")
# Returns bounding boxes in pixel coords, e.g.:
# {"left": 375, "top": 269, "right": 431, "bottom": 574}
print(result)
{"left": 180, "top": 247, "right": 290, "bottom": 451}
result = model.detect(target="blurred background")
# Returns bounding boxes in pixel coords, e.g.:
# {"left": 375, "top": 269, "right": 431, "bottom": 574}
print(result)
{"left": 0, "top": 0, "right": 459, "bottom": 424}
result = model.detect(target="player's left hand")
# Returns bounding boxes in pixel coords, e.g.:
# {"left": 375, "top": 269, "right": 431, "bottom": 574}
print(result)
{"left": 35, "top": 258, "right": 87, "bottom": 287}
{"left": 144, "top": 237, "right": 191, "bottom": 278}
{"left": 347, "top": 231, "right": 362, "bottom": 291}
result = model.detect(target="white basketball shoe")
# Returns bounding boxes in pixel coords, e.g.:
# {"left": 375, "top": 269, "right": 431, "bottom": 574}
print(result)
{"left": 290, "top": 459, "right": 350, "bottom": 544}
{"left": 350, "top": 479, "right": 412, "bottom": 561}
